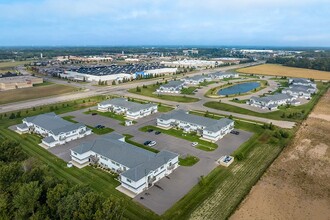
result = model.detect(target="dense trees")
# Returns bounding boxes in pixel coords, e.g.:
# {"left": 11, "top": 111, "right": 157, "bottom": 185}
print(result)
{"left": 267, "top": 57, "right": 330, "bottom": 71}
{"left": 0, "top": 140, "right": 125, "bottom": 219}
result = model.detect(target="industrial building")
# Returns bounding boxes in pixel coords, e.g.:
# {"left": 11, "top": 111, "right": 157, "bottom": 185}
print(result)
{"left": 0, "top": 75, "right": 43, "bottom": 91}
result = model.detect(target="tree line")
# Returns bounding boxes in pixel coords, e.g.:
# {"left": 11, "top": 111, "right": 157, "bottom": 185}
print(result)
{"left": 0, "top": 140, "right": 125, "bottom": 220}
{"left": 266, "top": 57, "right": 330, "bottom": 71}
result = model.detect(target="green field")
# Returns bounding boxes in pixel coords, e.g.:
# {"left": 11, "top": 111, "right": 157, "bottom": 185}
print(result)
{"left": 205, "top": 82, "right": 329, "bottom": 122}
{"left": 178, "top": 155, "right": 199, "bottom": 166}
{"left": 0, "top": 60, "right": 31, "bottom": 73}
{"left": 0, "top": 96, "right": 298, "bottom": 220}
{"left": 84, "top": 110, "right": 127, "bottom": 123}
{"left": 139, "top": 125, "right": 218, "bottom": 150}
{"left": 128, "top": 84, "right": 200, "bottom": 103}
{"left": 181, "top": 86, "right": 197, "bottom": 95}
{"left": 0, "top": 83, "right": 77, "bottom": 105}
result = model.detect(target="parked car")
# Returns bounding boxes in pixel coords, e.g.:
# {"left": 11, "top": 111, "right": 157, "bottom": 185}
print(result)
{"left": 148, "top": 141, "right": 157, "bottom": 147}
{"left": 144, "top": 141, "right": 151, "bottom": 146}
{"left": 155, "top": 131, "right": 161, "bottom": 135}
{"left": 91, "top": 112, "right": 97, "bottom": 116}
{"left": 230, "top": 130, "right": 240, "bottom": 135}
{"left": 95, "top": 125, "right": 105, "bottom": 129}
{"left": 191, "top": 142, "right": 198, "bottom": 147}
{"left": 147, "top": 129, "right": 154, "bottom": 133}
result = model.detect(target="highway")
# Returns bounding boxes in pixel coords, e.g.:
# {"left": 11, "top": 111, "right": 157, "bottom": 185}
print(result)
{"left": 0, "top": 61, "right": 296, "bottom": 128}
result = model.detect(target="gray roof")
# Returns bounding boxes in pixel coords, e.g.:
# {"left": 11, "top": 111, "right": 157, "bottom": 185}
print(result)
{"left": 159, "top": 110, "right": 234, "bottom": 132}
{"left": 184, "top": 75, "right": 210, "bottom": 81}
{"left": 160, "top": 80, "right": 184, "bottom": 88}
{"left": 24, "top": 112, "right": 86, "bottom": 135}
{"left": 210, "top": 72, "right": 237, "bottom": 77}
{"left": 43, "top": 136, "right": 56, "bottom": 144}
{"left": 250, "top": 93, "right": 293, "bottom": 104}
{"left": 72, "top": 133, "right": 178, "bottom": 181}
{"left": 290, "top": 78, "right": 312, "bottom": 84}
{"left": 121, "top": 150, "right": 178, "bottom": 181}
{"left": 16, "top": 123, "right": 28, "bottom": 129}
{"left": 99, "top": 98, "right": 157, "bottom": 112}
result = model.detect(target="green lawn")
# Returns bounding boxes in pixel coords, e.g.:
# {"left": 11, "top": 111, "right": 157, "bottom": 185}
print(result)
{"left": 179, "top": 155, "right": 199, "bottom": 166}
{"left": 128, "top": 84, "right": 200, "bottom": 103}
{"left": 123, "top": 134, "right": 159, "bottom": 153}
{"left": 181, "top": 86, "right": 197, "bottom": 95}
{"left": 62, "top": 115, "right": 114, "bottom": 135}
{"left": 199, "top": 81, "right": 216, "bottom": 86}
{"left": 0, "top": 95, "right": 307, "bottom": 220}
{"left": 204, "top": 82, "right": 329, "bottom": 122}
{"left": 158, "top": 105, "right": 175, "bottom": 112}
{"left": 84, "top": 110, "right": 127, "bottom": 122}
{"left": 139, "top": 125, "right": 218, "bottom": 150}
{"left": 205, "top": 80, "right": 267, "bottom": 98}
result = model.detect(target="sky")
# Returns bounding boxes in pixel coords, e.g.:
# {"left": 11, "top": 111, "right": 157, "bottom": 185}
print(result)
{"left": 0, "top": 0, "right": 330, "bottom": 47}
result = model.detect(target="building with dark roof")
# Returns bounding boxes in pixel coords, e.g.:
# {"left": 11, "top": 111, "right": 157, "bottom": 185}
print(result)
{"left": 157, "top": 110, "right": 234, "bottom": 142}
{"left": 97, "top": 98, "right": 158, "bottom": 119}
{"left": 70, "top": 133, "right": 179, "bottom": 194}
{"left": 156, "top": 80, "right": 185, "bottom": 93}
{"left": 16, "top": 112, "right": 92, "bottom": 147}
{"left": 247, "top": 93, "right": 299, "bottom": 110}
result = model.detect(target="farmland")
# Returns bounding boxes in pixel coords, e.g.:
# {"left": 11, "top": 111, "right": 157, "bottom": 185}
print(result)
{"left": 0, "top": 83, "right": 77, "bottom": 105}
{"left": 237, "top": 64, "right": 330, "bottom": 80}
{"left": 231, "top": 88, "right": 330, "bottom": 220}
{"left": 0, "top": 60, "right": 31, "bottom": 73}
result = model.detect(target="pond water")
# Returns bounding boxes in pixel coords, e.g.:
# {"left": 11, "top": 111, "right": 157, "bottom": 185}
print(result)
{"left": 217, "top": 82, "right": 260, "bottom": 95}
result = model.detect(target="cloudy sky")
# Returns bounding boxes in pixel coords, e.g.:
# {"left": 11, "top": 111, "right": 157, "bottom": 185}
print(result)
{"left": 0, "top": 0, "right": 329, "bottom": 47}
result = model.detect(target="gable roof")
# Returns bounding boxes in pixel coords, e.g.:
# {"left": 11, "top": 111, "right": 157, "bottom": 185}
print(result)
{"left": 24, "top": 112, "right": 86, "bottom": 135}
{"left": 160, "top": 80, "right": 184, "bottom": 88}
{"left": 250, "top": 93, "right": 293, "bottom": 104}
{"left": 159, "top": 110, "right": 233, "bottom": 132}
{"left": 99, "top": 98, "right": 157, "bottom": 112}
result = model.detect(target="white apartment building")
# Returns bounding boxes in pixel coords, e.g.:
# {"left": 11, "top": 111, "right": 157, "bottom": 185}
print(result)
{"left": 247, "top": 93, "right": 299, "bottom": 110}
{"left": 70, "top": 133, "right": 179, "bottom": 194}
{"left": 156, "top": 80, "right": 186, "bottom": 93}
{"left": 282, "top": 85, "right": 316, "bottom": 99}
{"left": 16, "top": 112, "right": 92, "bottom": 148}
{"left": 98, "top": 98, "right": 158, "bottom": 119}
{"left": 182, "top": 75, "right": 212, "bottom": 85}
{"left": 289, "top": 78, "right": 317, "bottom": 88}
{"left": 209, "top": 72, "right": 239, "bottom": 80}
{"left": 157, "top": 110, "right": 234, "bottom": 142}
{"left": 161, "top": 59, "right": 219, "bottom": 68}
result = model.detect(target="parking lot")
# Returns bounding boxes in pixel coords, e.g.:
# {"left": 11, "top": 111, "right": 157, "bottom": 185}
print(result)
{"left": 14, "top": 108, "right": 253, "bottom": 215}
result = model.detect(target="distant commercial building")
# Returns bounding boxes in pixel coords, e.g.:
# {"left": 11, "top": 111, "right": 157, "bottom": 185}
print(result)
{"left": 71, "top": 133, "right": 179, "bottom": 194}
{"left": 209, "top": 72, "right": 239, "bottom": 80}
{"left": 156, "top": 80, "right": 185, "bottom": 93}
{"left": 157, "top": 110, "right": 234, "bottom": 142}
{"left": 55, "top": 56, "right": 113, "bottom": 62}
{"left": 161, "top": 59, "right": 218, "bottom": 68}
{"left": 183, "top": 49, "right": 199, "bottom": 55}
{"left": 247, "top": 93, "right": 299, "bottom": 110}
{"left": 182, "top": 75, "right": 212, "bottom": 85}
{"left": 0, "top": 75, "right": 43, "bottom": 91}
{"left": 97, "top": 98, "right": 158, "bottom": 119}
{"left": 16, "top": 112, "right": 92, "bottom": 148}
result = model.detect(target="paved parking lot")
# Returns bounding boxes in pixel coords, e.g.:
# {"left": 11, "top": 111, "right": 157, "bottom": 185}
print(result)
{"left": 18, "top": 108, "right": 253, "bottom": 215}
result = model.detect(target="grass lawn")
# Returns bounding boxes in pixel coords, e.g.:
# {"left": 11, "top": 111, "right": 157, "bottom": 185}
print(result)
{"left": 204, "top": 82, "right": 329, "bottom": 122}
{"left": 0, "top": 83, "right": 77, "bottom": 105}
{"left": 158, "top": 105, "right": 175, "bottom": 112}
{"left": 205, "top": 80, "right": 267, "bottom": 98}
{"left": 237, "top": 64, "right": 330, "bottom": 80}
{"left": 139, "top": 125, "right": 218, "bottom": 151}
{"left": 199, "top": 81, "right": 216, "bottom": 86}
{"left": 62, "top": 115, "right": 114, "bottom": 135}
{"left": 179, "top": 155, "right": 199, "bottom": 166}
{"left": 123, "top": 134, "right": 159, "bottom": 153}
{"left": 84, "top": 110, "right": 127, "bottom": 122}
{"left": 0, "top": 95, "right": 307, "bottom": 220}
{"left": 128, "top": 84, "right": 199, "bottom": 103}
{"left": 0, "top": 60, "right": 31, "bottom": 70}
{"left": 181, "top": 86, "right": 197, "bottom": 95}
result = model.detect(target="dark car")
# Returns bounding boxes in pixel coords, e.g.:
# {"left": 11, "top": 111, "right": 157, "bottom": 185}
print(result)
{"left": 155, "top": 131, "right": 161, "bottom": 135}
{"left": 230, "top": 130, "right": 240, "bottom": 135}
{"left": 95, "top": 125, "right": 105, "bottom": 129}
{"left": 92, "top": 112, "right": 97, "bottom": 116}
{"left": 144, "top": 141, "right": 151, "bottom": 146}
{"left": 147, "top": 129, "right": 154, "bottom": 133}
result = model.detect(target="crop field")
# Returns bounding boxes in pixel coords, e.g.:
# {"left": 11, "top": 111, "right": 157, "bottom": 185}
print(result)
{"left": 0, "top": 84, "right": 77, "bottom": 105}
{"left": 231, "top": 88, "right": 330, "bottom": 220}
{"left": 237, "top": 64, "right": 330, "bottom": 80}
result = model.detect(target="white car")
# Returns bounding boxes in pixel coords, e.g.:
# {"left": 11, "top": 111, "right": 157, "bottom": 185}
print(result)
{"left": 191, "top": 142, "right": 198, "bottom": 147}
{"left": 148, "top": 141, "right": 157, "bottom": 147}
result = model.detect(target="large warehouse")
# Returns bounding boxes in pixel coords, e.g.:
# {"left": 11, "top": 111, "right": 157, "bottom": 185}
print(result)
{"left": 60, "top": 63, "right": 177, "bottom": 82}
{"left": 0, "top": 75, "right": 43, "bottom": 91}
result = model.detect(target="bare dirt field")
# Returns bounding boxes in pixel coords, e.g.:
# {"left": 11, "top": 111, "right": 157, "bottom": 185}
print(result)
{"left": 0, "top": 84, "right": 76, "bottom": 105}
{"left": 238, "top": 64, "right": 330, "bottom": 80}
{"left": 231, "top": 89, "right": 330, "bottom": 220}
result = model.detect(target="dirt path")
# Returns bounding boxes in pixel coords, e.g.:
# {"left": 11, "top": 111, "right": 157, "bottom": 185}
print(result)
{"left": 230, "top": 89, "right": 330, "bottom": 220}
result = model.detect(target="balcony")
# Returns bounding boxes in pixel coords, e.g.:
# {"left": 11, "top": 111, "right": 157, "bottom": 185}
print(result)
{"left": 167, "top": 164, "right": 175, "bottom": 170}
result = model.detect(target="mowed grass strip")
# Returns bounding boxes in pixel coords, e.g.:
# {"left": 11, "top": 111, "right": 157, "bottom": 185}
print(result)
{"left": 0, "top": 84, "right": 77, "bottom": 105}
{"left": 237, "top": 64, "right": 330, "bottom": 80}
